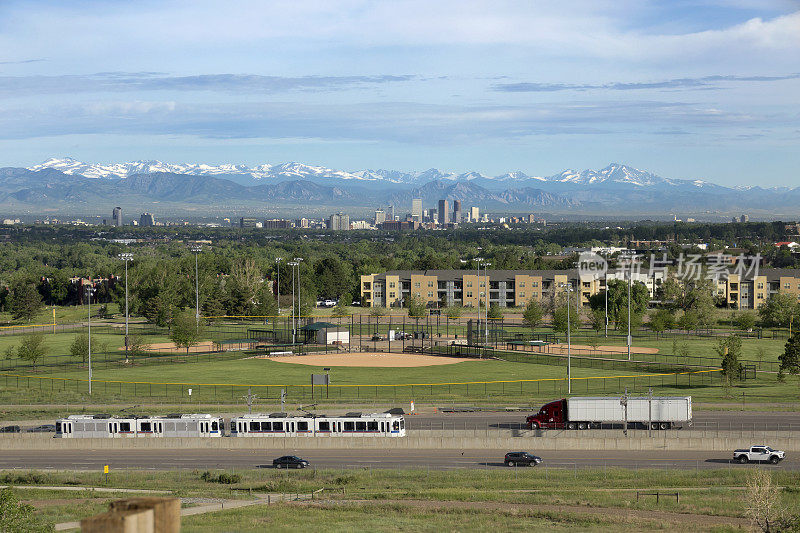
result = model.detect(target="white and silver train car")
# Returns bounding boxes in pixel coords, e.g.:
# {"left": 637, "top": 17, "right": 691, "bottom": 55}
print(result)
{"left": 230, "top": 412, "right": 405, "bottom": 437}
{"left": 55, "top": 414, "right": 223, "bottom": 438}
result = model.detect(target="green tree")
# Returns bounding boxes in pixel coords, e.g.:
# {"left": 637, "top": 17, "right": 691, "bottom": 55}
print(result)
{"left": 487, "top": 303, "right": 503, "bottom": 319}
{"left": 445, "top": 306, "right": 462, "bottom": 320}
{"left": 170, "top": 311, "right": 204, "bottom": 354}
{"left": 369, "top": 306, "right": 387, "bottom": 317}
{"left": 9, "top": 284, "right": 42, "bottom": 322}
{"left": 522, "top": 299, "right": 543, "bottom": 330}
{"left": 552, "top": 305, "right": 578, "bottom": 335}
{"left": 649, "top": 309, "right": 675, "bottom": 335}
{"left": 716, "top": 335, "right": 743, "bottom": 384}
{"left": 759, "top": 293, "right": 800, "bottom": 331}
{"left": 732, "top": 311, "right": 756, "bottom": 332}
{"left": 0, "top": 487, "right": 50, "bottom": 532}
{"left": 16, "top": 333, "right": 46, "bottom": 371}
{"left": 589, "top": 308, "right": 605, "bottom": 334}
{"left": 779, "top": 333, "right": 800, "bottom": 376}
{"left": 677, "top": 310, "right": 699, "bottom": 333}
{"left": 406, "top": 296, "right": 427, "bottom": 318}
{"left": 588, "top": 279, "right": 648, "bottom": 330}
{"left": 331, "top": 303, "right": 349, "bottom": 317}
{"left": 69, "top": 333, "right": 92, "bottom": 364}
{"left": 661, "top": 276, "right": 717, "bottom": 326}
{"left": 127, "top": 334, "right": 149, "bottom": 362}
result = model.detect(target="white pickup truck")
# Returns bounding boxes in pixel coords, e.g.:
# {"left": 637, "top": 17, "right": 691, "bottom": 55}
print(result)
{"left": 733, "top": 446, "right": 786, "bottom": 464}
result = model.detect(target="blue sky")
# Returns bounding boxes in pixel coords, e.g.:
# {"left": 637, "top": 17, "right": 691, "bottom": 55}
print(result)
{"left": 0, "top": 0, "right": 798, "bottom": 185}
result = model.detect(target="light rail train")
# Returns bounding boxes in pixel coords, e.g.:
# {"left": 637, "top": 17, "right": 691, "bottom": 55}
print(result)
{"left": 55, "top": 412, "right": 405, "bottom": 438}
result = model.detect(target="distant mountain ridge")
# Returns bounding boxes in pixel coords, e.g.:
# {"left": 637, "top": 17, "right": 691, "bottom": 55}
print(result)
{"left": 0, "top": 158, "right": 797, "bottom": 216}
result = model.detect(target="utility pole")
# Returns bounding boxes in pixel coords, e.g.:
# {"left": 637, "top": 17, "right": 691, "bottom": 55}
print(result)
{"left": 648, "top": 387, "right": 653, "bottom": 438}
{"left": 288, "top": 261, "right": 298, "bottom": 344}
{"left": 275, "top": 257, "right": 283, "bottom": 316}
{"left": 86, "top": 282, "right": 95, "bottom": 395}
{"left": 189, "top": 245, "right": 202, "bottom": 328}
{"left": 604, "top": 272, "right": 608, "bottom": 338}
{"left": 481, "top": 261, "right": 491, "bottom": 345}
{"left": 118, "top": 253, "right": 133, "bottom": 361}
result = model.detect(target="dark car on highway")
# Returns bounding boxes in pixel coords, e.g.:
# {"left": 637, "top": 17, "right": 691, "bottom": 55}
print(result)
{"left": 27, "top": 424, "right": 56, "bottom": 433}
{"left": 273, "top": 455, "right": 310, "bottom": 469}
{"left": 0, "top": 425, "right": 21, "bottom": 433}
{"left": 504, "top": 451, "right": 542, "bottom": 467}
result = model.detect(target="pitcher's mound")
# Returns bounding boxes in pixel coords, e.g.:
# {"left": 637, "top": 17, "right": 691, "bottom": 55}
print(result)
{"left": 268, "top": 352, "right": 474, "bottom": 368}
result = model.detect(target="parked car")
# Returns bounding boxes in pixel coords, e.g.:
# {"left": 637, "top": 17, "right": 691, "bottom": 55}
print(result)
{"left": 273, "top": 455, "right": 310, "bottom": 469}
{"left": 324, "top": 299, "right": 337, "bottom": 307}
{"left": 27, "top": 424, "right": 56, "bottom": 433}
{"left": 504, "top": 451, "right": 542, "bottom": 467}
{"left": 370, "top": 334, "right": 383, "bottom": 341}
{"left": 733, "top": 446, "right": 785, "bottom": 464}
{"left": 0, "top": 425, "right": 21, "bottom": 433}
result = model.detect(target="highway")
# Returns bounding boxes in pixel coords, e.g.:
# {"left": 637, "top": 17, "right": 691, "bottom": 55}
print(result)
{"left": 406, "top": 410, "right": 800, "bottom": 431}
{"left": 0, "top": 449, "right": 795, "bottom": 471}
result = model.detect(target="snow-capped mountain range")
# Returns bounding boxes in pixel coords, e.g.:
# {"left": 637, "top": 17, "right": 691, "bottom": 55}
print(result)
{"left": 27, "top": 157, "right": 713, "bottom": 189}
{"left": 1, "top": 157, "right": 795, "bottom": 215}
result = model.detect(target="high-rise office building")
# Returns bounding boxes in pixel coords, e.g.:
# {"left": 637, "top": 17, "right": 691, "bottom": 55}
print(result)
{"left": 112, "top": 207, "right": 122, "bottom": 227}
{"left": 438, "top": 199, "right": 449, "bottom": 225}
{"left": 330, "top": 212, "right": 350, "bottom": 230}
{"left": 139, "top": 212, "right": 155, "bottom": 227}
{"left": 375, "top": 209, "right": 386, "bottom": 225}
{"left": 452, "top": 200, "right": 462, "bottom": 224}
{"left": 411, "top": 198, "right": 423, "bottom": 222}
{"left": 469, "top": 206, "right": 479, "bottom": 223}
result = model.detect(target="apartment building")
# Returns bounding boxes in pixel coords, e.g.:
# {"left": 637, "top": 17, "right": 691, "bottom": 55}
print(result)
{"left": 360, "top": 268, "right": 800, "bottom": 310}
{"left": 360, "top": 269, "right": 662, "bottom": 309}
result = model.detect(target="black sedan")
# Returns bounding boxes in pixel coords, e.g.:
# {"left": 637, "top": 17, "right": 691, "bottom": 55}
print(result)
{"left": 504, "top": 452, "right": 543, "bottom": 467}
{"left": 26, "top": 424, "right": 56, "bottom": 433}
{"left": 273, "top": 455, "right": 310, "bottom": 469}
{"left": 0, "top": 425, "right": 21, "bottom": 433}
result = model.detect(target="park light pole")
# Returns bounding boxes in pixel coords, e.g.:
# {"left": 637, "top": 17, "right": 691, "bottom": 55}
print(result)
{"left": 86, "top": 282, "right": 96, "bottom": 395}
{"left": 473, "top": 257, "right": 483, "bottom": 327}
{"left": 118, "top": 252, "right": 133, "bottom": 360}
{"left": 559, "top": 281, "right": 573, "bottom": 394}
{"left": 288, "top": 261, "right": 298, "bottom": 344}
{"left": 294, "top": 257, "right": 303, "bottom": 331}
{"left": 189, "top": 245, "right": 202, "bottom": 327}
{"left": 626, "top": 253, "right": 635, "bottom": 362}
{"left": 481, "top": 261, "right": 491, "bottom": 345}
{"left": 275, "top": 257, "right": 283, "bottom": 315}
{"left": 604, "top": 271, "right": 608, "bottom": 338}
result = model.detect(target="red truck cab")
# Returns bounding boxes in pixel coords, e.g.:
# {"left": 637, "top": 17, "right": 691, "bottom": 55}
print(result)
{"left": 526, "top": 399, "right": 567, "bottom": 429}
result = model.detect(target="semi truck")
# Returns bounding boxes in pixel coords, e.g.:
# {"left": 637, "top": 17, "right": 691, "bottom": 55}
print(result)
{"left": 525, "top": 396, "right": 692, "bottom": 430}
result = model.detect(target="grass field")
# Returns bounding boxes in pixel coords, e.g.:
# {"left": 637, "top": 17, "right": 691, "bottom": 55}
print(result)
{"left": 4, "top": 467, "right": 800, "bottom": 532}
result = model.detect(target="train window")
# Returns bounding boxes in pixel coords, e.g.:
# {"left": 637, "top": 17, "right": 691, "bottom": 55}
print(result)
{"left": 212, "top": 421, "right": 219, "bottom": 431}
{"left": 367, "top": 421, "right": 378, "bottom": 431}
{"left": 140, "top": 422, "right": 151, "bottom": 432}
{"left": 250, "top": 422, "right": 260, "bottom": 432}
{"left": 400, "top": 419, "right": 404, "bottom": 429}
{"left": 56, "top": 422, "right": 62, "bottom": 432}
{"left": 298, "top": 421, "right": 308, "bottom": 431}
{"left": 120, "top": 422, "right": 131, "bottom": 432}
{"left": 344, "top": 422, "right": 355, "bottom": 432}
{"left": 356, "top": 422, "right": 367, "bottom": 431}
{"left": 392, "top": 421, "right": 399, "bottom": 431}
{"left": 273, "top": 422, "right": 283, "bottom": 432}
{"left": 318, "top": 421, "right": 329, "bottom": 431}
{"left": 261, "top": 422, "right": 272, "bottom": 431}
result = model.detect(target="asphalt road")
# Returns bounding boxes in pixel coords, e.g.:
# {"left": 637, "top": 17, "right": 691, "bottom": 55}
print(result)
{"left": 0, "top": 449, "right": 794, "bottom": 471}
{"left": 406, "top": 410, "right": 800, "bottom": 432}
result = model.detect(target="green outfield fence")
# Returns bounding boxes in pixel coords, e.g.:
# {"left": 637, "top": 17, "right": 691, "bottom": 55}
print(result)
{"left": 0, "top": 368, "right": 721, "bottom": 403}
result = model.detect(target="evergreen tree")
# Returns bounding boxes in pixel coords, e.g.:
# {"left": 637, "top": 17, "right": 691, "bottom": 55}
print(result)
{"left": 779, "top": 333, "right": 800, "bottom": 376}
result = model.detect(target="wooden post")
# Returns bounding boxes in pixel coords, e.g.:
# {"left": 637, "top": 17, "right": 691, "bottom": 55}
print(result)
{"left": 81, "top": 497, "right": 180, "bottom": 533}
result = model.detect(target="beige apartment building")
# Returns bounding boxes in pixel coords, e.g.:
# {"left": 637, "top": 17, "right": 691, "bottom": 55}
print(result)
{"left": 361, "top": 268, "right": 800, "bottom": 310}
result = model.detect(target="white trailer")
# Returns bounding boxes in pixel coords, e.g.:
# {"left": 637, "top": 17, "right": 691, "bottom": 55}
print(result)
{"left": 567, "top": 396, "right": 691, "bottom": 429}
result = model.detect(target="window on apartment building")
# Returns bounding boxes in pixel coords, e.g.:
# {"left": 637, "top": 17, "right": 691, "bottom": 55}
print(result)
{"left": 466, "top": 291, "right": 473, "bottom": 298}
{"left": 466, "top": 281, "right": 473, "bottom": 287}
{"left": 757, "top": 294, "right": 764, "bottom": 299}
{"left": 519, "top": 282, "right": 525, "bottom": 288}
{"left": 415, "top": 292, "right": 421, "bottom": 298}
{"left": 785, "top": 283, "right": 791, "bottom": 289}
{"left": 532, "top": 293, "right": 538, "bottom": 298}
{"left": 532, "top": 282, "right": 539, "bottom": 287}
{"left": 414, "top": 282, "right": 420, "bottom": 288}
{"left": 583, "top": 282, "right": 590, "bottom": 287}
{"left": 757, "top": 283, "right": 764, "bottom": 289}
{"left": 363, "top": 282, "right": 371, "bottom": 289}
{"left": 428, "top": 281, "right": 434, "bottom": 288}
{"left": 389, "top": 282, "right": 396, "bottom": 288}
{"left": 519, "top": 292, "right": 525, "bottom": 298}
{"left": 428, "top": 292, "right": 434, "bottom": 298}
{"left": 389, "top": 292, "right": 395, "bottom": 298}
